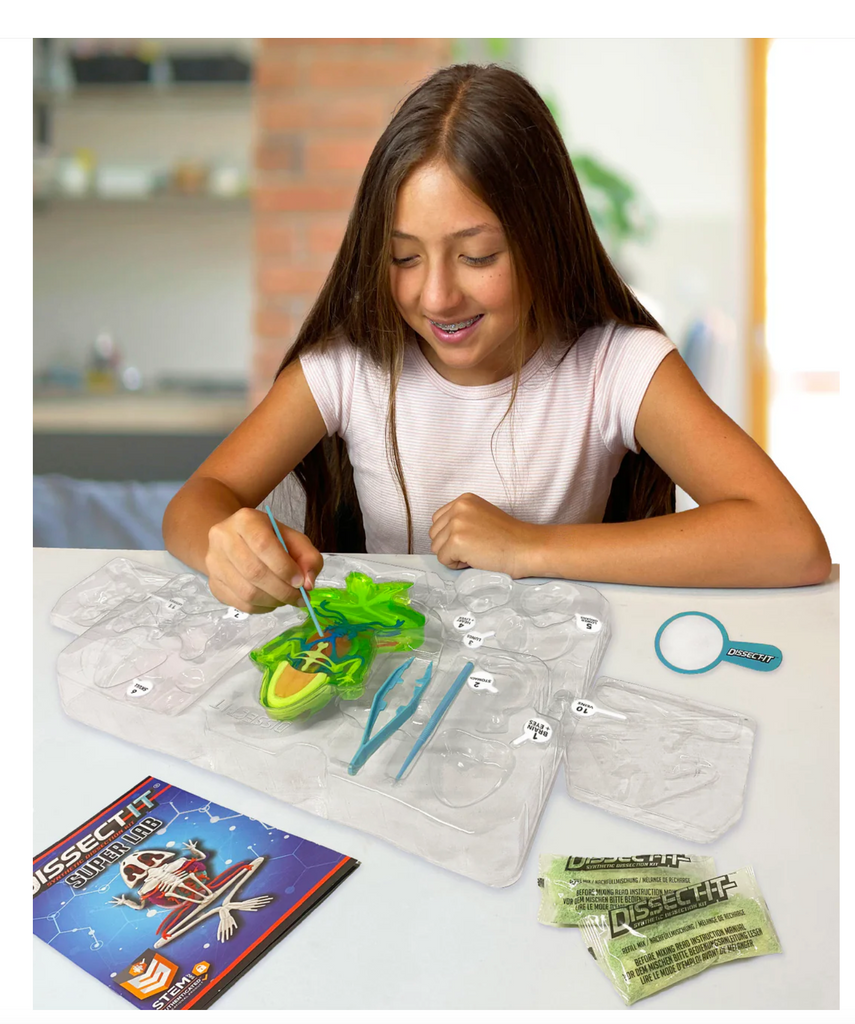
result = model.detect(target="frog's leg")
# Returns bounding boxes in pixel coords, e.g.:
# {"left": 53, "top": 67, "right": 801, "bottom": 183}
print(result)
{"left": 270, "top": 662, "right": 326, "bottom": 700}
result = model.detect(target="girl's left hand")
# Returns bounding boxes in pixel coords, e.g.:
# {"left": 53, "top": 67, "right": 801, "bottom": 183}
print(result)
{"left": 429, "top": 493, "right": 538, "bottom": 577}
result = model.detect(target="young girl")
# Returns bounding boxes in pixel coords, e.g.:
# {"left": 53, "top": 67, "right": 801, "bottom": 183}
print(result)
{"left": 163, "top": 63, "right": 830, "bottom": 614}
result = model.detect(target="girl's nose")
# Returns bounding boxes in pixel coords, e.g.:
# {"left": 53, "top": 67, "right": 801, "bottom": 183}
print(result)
{"left": 422, "top": 261, "right": 464, "bottom": 315}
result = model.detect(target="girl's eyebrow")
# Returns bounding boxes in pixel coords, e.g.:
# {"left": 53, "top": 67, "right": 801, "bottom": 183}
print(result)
{"left": 391, "top": 223, "right": 501, "bottom": 242}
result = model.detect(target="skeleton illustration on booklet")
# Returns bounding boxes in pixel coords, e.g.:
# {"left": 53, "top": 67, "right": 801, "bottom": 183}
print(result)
{"left": 109, "top": 839, "right": 274, "bottom": 947}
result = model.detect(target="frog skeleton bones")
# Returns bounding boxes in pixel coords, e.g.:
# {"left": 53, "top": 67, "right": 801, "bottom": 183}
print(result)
{"left": 108, "top": 840, "right": 273, "bottom": 946}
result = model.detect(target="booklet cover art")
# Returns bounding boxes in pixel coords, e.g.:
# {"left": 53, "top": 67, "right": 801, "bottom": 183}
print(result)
{"left": 33, "top": 777, "right": 359, "bottom": 1010}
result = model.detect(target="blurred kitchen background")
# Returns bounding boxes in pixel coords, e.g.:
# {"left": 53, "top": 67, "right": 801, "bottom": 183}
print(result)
{"left": 32, "top": 37, "right": 843, "bottom": 560}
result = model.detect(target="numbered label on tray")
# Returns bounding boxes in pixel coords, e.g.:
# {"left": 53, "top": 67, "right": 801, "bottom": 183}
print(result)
{"left": 571, "top": 698, "right": 626, "bottom": 720}
{"left": 512, "top": 717, "right": 553, "bottom": 746}
{"left": 223, "top": 606, "right": 250, "bottom": 621}
{"left": 462, "top": 630, "right": 496, "bottom": 649}
{"left": 575, "top": 613, "right": 602, "bottom": 633}
{"left": 468, "top": 670, "right": 498, "bottom": 694}
{"left": 453, "top": 614, "right": 477, "bottom": 632}
{"left": 126, "top": 678, "right": 154, "bottom": 698}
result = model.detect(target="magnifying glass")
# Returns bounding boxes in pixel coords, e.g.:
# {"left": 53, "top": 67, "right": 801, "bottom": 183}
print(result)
{"left": 654, "top": 611, "right": 782, "bottom": 675}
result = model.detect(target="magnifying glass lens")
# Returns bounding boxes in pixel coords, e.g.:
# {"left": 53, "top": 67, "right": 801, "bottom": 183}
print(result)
{"left": 658, "top": 614, "right": 723, "bottom": 672}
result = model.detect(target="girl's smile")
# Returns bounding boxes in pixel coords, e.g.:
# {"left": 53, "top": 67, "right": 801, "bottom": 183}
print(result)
{"left": 390, "top": 160, "right": 535, "bottom": 386}
{"left": 427, "top": 312, "right": 485, "bottom": 344}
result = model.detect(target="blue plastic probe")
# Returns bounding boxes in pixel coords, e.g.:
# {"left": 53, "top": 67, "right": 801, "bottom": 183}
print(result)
{"left": 263, "top": 504, "right": 325, "bottom": 638}
{"left": 395, "top": 661, "right": 475, "bottom": 781}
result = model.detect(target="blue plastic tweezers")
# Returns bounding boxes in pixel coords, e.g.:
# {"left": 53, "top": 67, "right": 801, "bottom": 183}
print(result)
{"left": 395, "top": 661, "right": 475, "bottom": 781}
{"left": 347, "top": 657, "right": 434, "bottom": 775}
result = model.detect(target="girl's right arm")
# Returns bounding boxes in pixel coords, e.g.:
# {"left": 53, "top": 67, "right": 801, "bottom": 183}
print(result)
{"left": 162, "top": 360, "right": 328, "bottom": 614}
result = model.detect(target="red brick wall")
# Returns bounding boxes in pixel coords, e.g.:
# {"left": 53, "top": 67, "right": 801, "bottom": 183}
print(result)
{"left": 251, "top": 38, "right": 453, "bottom": 405}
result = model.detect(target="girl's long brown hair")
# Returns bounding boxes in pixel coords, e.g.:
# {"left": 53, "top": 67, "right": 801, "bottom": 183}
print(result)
{"left": 277, "top": 63, "right": 674, "bottom": 553}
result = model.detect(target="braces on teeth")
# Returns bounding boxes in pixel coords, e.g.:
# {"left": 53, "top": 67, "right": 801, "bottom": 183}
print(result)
{"left": 432, "top": 315, "right": 481, "bottom": 332}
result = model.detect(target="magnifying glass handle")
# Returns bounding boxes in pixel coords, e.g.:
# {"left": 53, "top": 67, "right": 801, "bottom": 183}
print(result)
{"left": 721, "top": 640, "right": 782, "bottom": 671}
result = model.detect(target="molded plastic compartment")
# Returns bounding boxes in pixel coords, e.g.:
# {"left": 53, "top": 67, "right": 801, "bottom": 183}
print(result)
{"left": 50, "top": 557, "right": 179, "bottom": 634}
{"left": 563, "top": 676, "right": 756, "bottom": 843}
{"left": 440, "top": 574, "right": 611, "bottom": 692}
{"left": 57, "top": 574, "right": 284, "bottom": 716}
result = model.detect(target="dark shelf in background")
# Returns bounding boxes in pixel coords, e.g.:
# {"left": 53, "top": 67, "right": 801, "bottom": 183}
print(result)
{"left": 71, "top": 55, "right": 151, "bottom": 84}
{"left": 169, "top": 55, "right": 251, "bottom": 82}
{"left": 34, "top": 432, "right": 227, "bottom": 483}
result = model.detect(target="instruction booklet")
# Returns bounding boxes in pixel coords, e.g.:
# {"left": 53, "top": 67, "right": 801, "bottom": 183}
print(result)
{"left": 33, "top": 776, "right": 359, "bottom": 1010}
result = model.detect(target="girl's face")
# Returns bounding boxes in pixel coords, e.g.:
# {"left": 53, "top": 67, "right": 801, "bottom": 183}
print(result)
{"left": 389, "top": 160, "right": 532, "bottom": 386}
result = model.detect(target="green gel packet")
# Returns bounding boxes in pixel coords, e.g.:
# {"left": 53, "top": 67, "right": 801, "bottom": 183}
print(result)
{"left": 579, "top": 865, "right": 781, "bottom": 1005}
{"left": 537, "top": 854, "right": 717, "bottom": 927}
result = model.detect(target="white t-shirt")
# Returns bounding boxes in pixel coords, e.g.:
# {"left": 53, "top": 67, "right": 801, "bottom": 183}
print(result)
{"left": 300, "top": 321, "right": 676, "bottom": 553}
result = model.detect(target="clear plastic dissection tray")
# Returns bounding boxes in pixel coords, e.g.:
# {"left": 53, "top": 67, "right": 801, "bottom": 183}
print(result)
{"left": 56, "top": 572, "right": 284, "bottom": 716}
{"left": 53, "top": 556, "right": 612, "bottom": 887}
{"left": 563, "top": 676, "right": 756, "bottom": 843}
{"left": 50, "top": 557, "right": 180, "bottom": 634}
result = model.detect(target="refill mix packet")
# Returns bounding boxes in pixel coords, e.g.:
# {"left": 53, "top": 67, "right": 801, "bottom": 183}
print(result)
{"left": 537, "top": 854, "right": 717, "bottom": 927}
{"left": 33, "top": 777, "right": 359, "bottom": 1010}
{"left": 579, "top": 865, "right": 781, "bottom": 1005}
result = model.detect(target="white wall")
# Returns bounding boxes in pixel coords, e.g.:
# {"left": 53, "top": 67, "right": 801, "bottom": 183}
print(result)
{"left": 34, "top": 202, "right": 252, "bottom": 382}
{"left": 518, "top": 39, "right": 748, "bottom": 427}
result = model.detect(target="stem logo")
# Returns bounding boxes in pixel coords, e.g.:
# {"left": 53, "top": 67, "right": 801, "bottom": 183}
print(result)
{"left": 115, "top": 948, "right": 178, "bottom": 999}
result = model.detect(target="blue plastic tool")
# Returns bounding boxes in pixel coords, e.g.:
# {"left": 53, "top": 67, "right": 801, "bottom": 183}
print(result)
{"left": 395, "top": 661, "right": 475, "bottom": 781}
{"left": 348, "top": 657, "right": 434, "bottom": 775}
{"left": 263, "top": 504, "right": 325, "bottom": 638}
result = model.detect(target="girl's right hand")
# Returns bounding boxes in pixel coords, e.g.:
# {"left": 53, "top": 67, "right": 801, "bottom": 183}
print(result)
{"left": 204, "top": 507, "right": 324, "bottom": 614}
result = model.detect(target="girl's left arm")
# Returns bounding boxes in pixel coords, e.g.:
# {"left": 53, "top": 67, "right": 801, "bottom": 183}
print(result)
{"left": 431, "top": 351, "right": 832, "bottom": 588}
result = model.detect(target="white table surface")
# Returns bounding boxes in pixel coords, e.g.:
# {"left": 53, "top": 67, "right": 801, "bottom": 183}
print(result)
{"left": 33, "top": 548, "right": 840, "bottom": 1011}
